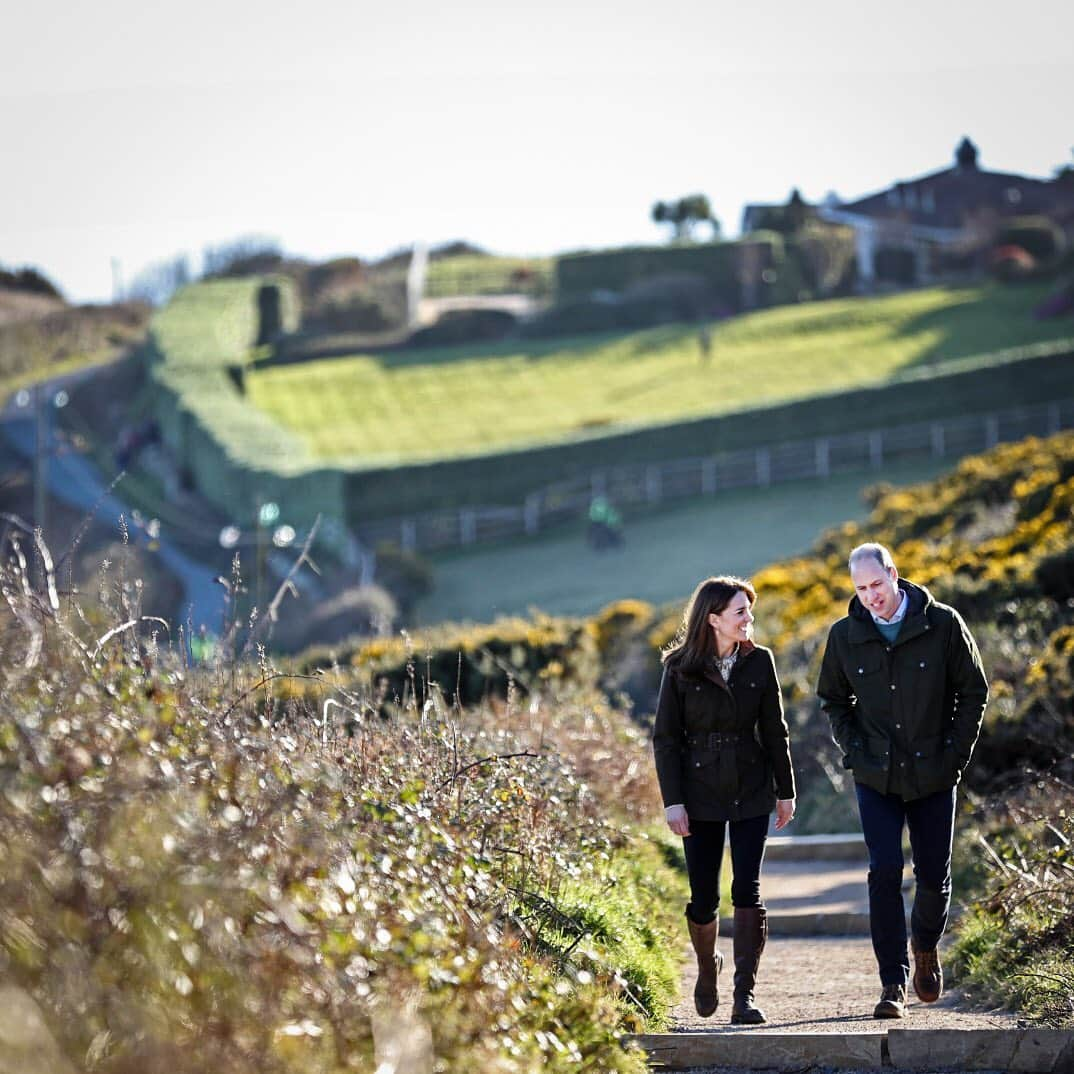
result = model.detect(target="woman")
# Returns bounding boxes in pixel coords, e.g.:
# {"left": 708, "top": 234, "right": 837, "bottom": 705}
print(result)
{"left": 653, "top": 576, "right": 796, "bottom": 1024}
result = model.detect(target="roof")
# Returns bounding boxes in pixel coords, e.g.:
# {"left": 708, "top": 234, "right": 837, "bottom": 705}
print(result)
{"left": 837, "top": 164, "right": 1074, "bottom": 230}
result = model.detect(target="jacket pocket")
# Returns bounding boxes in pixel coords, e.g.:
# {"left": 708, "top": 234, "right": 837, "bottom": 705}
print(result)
{"left": 910, "top": 732, "right": 944, "bottom": 776}
{"left": 851, "top": 733, "right": 891, "bottom": 777}
{"left": 685, "top": 746, "right": 741, "bottom": 806}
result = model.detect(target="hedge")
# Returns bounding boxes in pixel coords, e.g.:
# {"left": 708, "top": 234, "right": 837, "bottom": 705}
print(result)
{"left": 146, "top": 278, "right": 346, "bottom": 527}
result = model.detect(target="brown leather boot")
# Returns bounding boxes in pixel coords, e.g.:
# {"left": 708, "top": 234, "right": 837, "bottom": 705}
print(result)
{"left": 731, "top": 906, "right": 768, "bottom": 1025}
{"left": 686, "top": 913, "right": 723, "bottom": 1017}
{"left": 911, "top": 938, "right": 943, "bottom": 1003}
{"left": 874, "top": 983, "right": 907, "bottom": 1018}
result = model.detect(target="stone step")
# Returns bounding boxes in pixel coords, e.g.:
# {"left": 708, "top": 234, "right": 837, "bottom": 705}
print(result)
{"left": 629, "top": 1027, "right": 1074, "bottom": 1072}
{"left": 764, "top": 832, "right": 868, "bottom": 862}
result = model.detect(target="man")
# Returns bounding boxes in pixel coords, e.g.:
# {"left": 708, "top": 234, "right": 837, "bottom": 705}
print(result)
{"left": 816, "top": 543, "right": 988, "bottom": 1019}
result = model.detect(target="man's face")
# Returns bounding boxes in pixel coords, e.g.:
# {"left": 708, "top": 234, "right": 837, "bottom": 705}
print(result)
{"left": 850, "top": 558, "right": 901, "bottom": 621}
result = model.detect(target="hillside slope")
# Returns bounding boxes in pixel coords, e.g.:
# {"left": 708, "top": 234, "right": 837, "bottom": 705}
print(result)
{"left": 247, "top": 282, "right": 1073, "bottom": 464}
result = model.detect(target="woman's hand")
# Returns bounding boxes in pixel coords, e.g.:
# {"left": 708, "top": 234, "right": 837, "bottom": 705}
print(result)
{"left": 665, "top": 804, "right": 691, "bottom": 837}
{"left": 774, "top": 798, "right": 796, "bottom": 831}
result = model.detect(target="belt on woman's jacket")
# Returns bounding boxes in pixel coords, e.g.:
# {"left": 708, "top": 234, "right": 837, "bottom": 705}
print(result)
{"left": 686, "top": 731, "right": 754, "bottom": 749}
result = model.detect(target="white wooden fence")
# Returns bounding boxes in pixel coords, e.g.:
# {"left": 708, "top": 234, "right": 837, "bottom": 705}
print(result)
{"left": 353, "top": 399, "right": 1074, "bottom": 554}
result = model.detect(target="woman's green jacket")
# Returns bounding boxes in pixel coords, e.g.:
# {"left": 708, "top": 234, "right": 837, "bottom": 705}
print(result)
{"left": 652, "top": 642, "right": 796, "bottom": 823}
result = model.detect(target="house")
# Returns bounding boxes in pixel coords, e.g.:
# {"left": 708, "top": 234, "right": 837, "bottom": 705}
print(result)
{"left": 819, "top": 138, "right": 1074, "bottom": 287}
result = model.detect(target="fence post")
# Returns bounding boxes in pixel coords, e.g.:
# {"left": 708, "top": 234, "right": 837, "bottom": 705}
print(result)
{"left": 815, "top": 438, "right": 830, "bottom": 478}
{"left": 524, "top": 493, "right": 540, "bottom": 536}
{"left": 645, "top": 465, "right": 662, "bottom": 504}
{"left": 460, "top": 509, "right": 477, "bottom": 545}
{"left": 985, "top": 416, "right": 999, "bottom": 449}
{"left": 756, "top": 448, "right": 771, "bottom": 486}
{"left": 701, "top": 458, "right": 717, "bottom": 495}
{"left": 931, "top": 422, "right": 945, "bottom": 458}
{"left": 401, "top": 519, "right": 417, "bottom": 552}
{"left": 869, "top": 431, "right": 883, "bottom": 468}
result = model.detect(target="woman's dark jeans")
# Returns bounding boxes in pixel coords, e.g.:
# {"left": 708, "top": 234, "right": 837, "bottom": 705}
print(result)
{"left": 855, "top": 782, "right": 956, "bottom": 986}
{"left": 683, "top": 813, "right": 770, "bottom": 924}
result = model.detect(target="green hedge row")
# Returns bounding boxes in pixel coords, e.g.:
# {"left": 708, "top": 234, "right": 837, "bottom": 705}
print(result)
{"left": 557, "top": 240, "right": 744, "bottom": 304}
{"left": 146, "top": 278, "right": 347, "bottom": 526}
{"left": 554, "top": 235, "right": 813, "bottom": 309}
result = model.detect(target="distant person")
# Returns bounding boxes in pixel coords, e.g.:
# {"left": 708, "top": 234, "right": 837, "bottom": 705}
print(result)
{"left": 652, "top": 576, "right": 796, "bottom": 1024}
{"left": 816, "top": 543, "right": 988, "bottom": 1019}
{"left": 587, "top": 495, "right": 623, "bottom": 550}
{"left": 697, "top": 322, "right": 712, "bottom": 364}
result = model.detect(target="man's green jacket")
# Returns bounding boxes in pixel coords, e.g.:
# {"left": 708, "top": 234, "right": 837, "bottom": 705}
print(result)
{"left": 816, "top": 579, "right": 988, "bottom": 801}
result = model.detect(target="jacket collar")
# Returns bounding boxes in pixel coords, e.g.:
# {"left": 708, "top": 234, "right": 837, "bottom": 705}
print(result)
{"left": 847, "top": 579, "right": 933, "bottom": 645}
{"left": 702, "top": 638, "right": 757, "bottom": 690}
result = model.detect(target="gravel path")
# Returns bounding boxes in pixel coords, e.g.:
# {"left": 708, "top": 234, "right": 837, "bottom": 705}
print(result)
{"left": 670, "top": 844, "right": 1016, "bottom": 1035}
{"left": 671, "top": 935, "right": 1018, "bottom": 1034}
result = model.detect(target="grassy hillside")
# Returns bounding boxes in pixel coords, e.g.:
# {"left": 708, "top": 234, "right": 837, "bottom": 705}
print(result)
{"left": 246, "top": 282, "right": 1073, "bottom": 465}
{"left": 0, "top": 294, "right": 149, "bottom": 403}
{"left": 416, "top": 458, "right": 951, "bottom": 624}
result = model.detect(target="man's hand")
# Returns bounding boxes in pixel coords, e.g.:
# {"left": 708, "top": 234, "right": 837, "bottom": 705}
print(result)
{"left": 774, "top": 798, "right": 796, "bottom": 831}
{"left": 665, "top": 804, "right": 691, "bottom": 837}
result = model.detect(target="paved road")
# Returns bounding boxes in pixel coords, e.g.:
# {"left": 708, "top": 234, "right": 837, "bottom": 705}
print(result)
{"left": 1, "top": 370, "right": 225, "bottom": 631}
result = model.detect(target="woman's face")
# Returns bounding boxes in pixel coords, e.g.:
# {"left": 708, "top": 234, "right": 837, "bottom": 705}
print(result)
{"left": 707, "top": 590, "right": 754, "bottom": 649}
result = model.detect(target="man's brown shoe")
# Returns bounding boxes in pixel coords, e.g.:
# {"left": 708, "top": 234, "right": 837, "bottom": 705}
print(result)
{"left": 873, "top": 983, "right": 906, "bottom": 1019}
{"left": 912, "top": 940, "right": 943, "bottom": 1003}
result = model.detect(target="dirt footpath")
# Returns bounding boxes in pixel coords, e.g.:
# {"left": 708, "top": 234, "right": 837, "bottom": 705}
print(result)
{"left": 671, "top": 934, "right": 1017, "bottom": 1034}
{"left": 671, "top": 847, "right": 1018, "bottom": 1034}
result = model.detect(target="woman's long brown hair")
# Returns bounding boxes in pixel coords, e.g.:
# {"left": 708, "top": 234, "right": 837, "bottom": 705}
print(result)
{"left": 661, "top": 575, "right": 757, "bottom": 677}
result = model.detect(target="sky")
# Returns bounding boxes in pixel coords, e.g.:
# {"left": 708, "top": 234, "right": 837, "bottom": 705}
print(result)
{"left": 4, "top": 0, "right": 1074, "bottom": 303}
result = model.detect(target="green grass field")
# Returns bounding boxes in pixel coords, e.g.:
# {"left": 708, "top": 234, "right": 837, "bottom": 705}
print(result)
{"left": 246, "top": 282, "right": 1071, "bottom": 466}
{"left": 414, "top": 458, "right": 951, "bottom": 625}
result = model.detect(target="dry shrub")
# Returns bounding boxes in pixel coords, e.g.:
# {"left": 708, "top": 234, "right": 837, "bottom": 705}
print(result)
{"left": 0, "top": 530, "right": 660, "bottom": 1073}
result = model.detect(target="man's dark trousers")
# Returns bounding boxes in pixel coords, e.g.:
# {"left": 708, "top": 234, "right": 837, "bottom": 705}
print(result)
{"left": 855, "top": 782, "right": 956, "bottom": 986}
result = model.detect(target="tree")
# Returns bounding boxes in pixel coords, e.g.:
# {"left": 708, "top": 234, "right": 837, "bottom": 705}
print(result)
{"left": 202, "top": 235, "right": 282, "bottom": 278}
{"left": 651, "top": 194, "right": 720, "bottom": 242}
